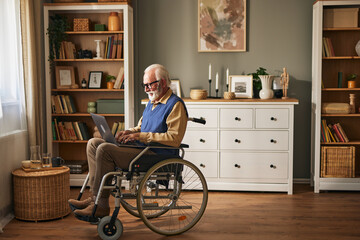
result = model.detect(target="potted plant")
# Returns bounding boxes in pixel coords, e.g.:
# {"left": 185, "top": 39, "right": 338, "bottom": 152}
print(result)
{"left": 346, "top": 73, "right": 357, "bottom": 88}
{"left": 106, "top": 75, "right": 116, "bottom": 89}
{"left": 248, "top": 67, "right": 269, "bottom": 98}
{"left": 47, "top": 14, "right": 69, "bottom": 65}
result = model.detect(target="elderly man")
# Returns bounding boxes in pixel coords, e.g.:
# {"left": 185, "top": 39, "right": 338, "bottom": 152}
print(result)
{"left": 69, "top": 64, "right": 188, "bottom": 218}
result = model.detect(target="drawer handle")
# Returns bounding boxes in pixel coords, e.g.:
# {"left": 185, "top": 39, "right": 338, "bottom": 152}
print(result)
{"left": 270, "top": 117, "right": 277, "bottom": 121}
{"left": 235, "top": 117, "right": 241, "bottom": 121}
{"left": 234, "top": 139, "right": 241, "bottom": 143}
{"left": 199, "top": 138, "right": 205, "bottom": 143}
{"left": 234, "top": 164, "right": 241, "bottom": 168}
{"left": 200, "top": 163, "right": 205, "bottom": 168}
{"left": 270, "top": 164, "right": 276, "bottom": 169}
{"left": 270, "top": 139, "right": 277, "bottom": 143}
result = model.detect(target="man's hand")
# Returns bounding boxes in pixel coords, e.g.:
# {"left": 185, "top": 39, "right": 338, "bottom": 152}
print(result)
{"left": 93, "top": 126, "right": 102, "bottom": 138}
{"left": 117, "top": 132, "right": 140, "bottom": 143}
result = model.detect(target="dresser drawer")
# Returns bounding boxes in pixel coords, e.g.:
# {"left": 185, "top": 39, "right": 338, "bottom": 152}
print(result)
{"left": 220, "top": 130, "right": 288, "bottom": 150}
{"left": 255, "top": 109, "right": 289, "bottom": 129}
{"left": 220, "top": 108, "right": 253, "bottom": 129}
{"left": 186, "top": 108, "right": 218, "bottom": 128}
{"left": 220, "top": 152, "right": 288, "bottom": 179}
{"left": 184, "top": 151, "right": 218, "bottom": 178}
{"left": 183, "top": 130, "right": 218, "bottom": 150}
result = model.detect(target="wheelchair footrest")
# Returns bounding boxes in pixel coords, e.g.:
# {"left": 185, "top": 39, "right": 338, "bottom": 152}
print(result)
{"left": 74, "top": 213, "right": 100, "bottom": 224}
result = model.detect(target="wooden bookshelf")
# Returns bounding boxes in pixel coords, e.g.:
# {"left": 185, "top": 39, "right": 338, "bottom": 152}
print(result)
{"left": 312, "top": 0, "right": 360, "bottom": 193}
{"left": 44, "top": 3, "right": 134, "bottom": 186}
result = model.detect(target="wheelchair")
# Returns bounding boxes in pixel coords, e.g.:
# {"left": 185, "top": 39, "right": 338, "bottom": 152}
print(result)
{"left": 70, "top": 118, "right": 208, "bottom": 240}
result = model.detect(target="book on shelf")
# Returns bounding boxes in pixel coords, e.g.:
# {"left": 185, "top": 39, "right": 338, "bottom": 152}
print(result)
{"left": 111, "top": 34, "right": 118, "bottom": 59}
{"left": 117, "top": 34, "right": 123, "bottom": 59}
{"left": 111, "top": 122, "right": 125, "bottom": 137}
{"left": 322, "top": 37, "right": 335, "bottom": 57}
{"left": 335, "top": 123, "right": 349, "bottom": 142}
{"left": 51, "top": 95, "right": 77, "bottom": 114}
{"left": 321, "top": 121, "right": 350, "bottom": 143}
{"left": 114, "top": 66, "right": 124, "bottom": 89}
{"left": 63, "top": 160, "right": 88, "bottom": 174}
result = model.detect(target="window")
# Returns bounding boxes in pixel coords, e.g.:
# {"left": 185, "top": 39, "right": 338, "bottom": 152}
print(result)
{"left": 0, "top": 0, "right": 26, "bottom": 136}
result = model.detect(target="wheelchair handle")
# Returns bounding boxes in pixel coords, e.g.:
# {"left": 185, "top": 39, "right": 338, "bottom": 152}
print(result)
{"left": 188, "top": 117, "right": 206, "bottom": 125}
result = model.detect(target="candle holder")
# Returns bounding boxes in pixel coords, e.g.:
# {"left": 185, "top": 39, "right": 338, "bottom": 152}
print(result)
{"left": 226, "top": 84, "right": 229, "bottom": 92}
{"left": 208, "top": 79, "right": 212, "bottom": 97}
{"left": 215, "top": 89, "right": 219, "bottom": 98}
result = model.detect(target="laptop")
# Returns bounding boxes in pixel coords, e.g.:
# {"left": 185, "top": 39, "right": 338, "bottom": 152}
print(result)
{"left": 90, "top": 113, "right": 121, "bottom": 146}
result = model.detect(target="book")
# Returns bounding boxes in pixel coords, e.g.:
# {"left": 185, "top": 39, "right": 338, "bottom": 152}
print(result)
{"left": 111, "top": 34, "right": 117, "bottom": 59}
{"left": 73, "top": 122, "right": 83, "bottom": 140}
{"left": 104, "top": 37, "right": 109, "bottom": 59}
{"left": 78, "top": 122, "right": 90, "bottom": 140}
{"left": 52, "top": 121, "right": 57, "bottom": 140}
{"left": 114, "top": 67, "right": 124, "bottom": 89}
{"left": 332, "top": 124, "right": 345, "bottom": 142}
{"left": 53, "top": 118, "right": 60, "bottom": 140}
{"left": 64, "top": 95, "right": 73, "bottom": 113}
{"left": 59, "top": 95, "right": 69, "bottom": 114}
{"left": 55, "top": 95, "right": 64, "bottom": 113}
{"left": 335, "top": 123, "right": 349, "bottom": 142}
{"left": 111, "top": 122, "right": 119, "bottom": 136}
{"left": 117, "top": 34, "right": 123, "bottom": 59}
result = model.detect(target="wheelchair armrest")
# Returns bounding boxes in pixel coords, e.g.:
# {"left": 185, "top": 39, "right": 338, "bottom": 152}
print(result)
{"left": 146, "top": 142, "right": 189, "bottom": 149}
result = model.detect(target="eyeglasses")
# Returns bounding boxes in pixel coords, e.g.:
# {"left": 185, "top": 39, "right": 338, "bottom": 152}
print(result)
{"left": 142, "top": 80, "right": 160, "bottom": 89}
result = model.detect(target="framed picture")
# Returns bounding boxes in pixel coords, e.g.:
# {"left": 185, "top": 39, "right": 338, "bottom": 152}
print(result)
{"left": 88, "top": 71, "right": 103, "bottom": 89}
{"left": 55, "top": 66, "right": 75, "bottom": 89}
{"left": 170, "top": 79, "right": 182, "bottom": 98}
{"left": 198, "top": 0, "right": 246, "bottom": 52}
{"left": 229, "top": 75, "right": 253, "bottom": 98}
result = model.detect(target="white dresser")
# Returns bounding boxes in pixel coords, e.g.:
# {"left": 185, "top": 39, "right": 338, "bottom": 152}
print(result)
{"left": 183, "top": 99, "right": 298, "bottom": 194}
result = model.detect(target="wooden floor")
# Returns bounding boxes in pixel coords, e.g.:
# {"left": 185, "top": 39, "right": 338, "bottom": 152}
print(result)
{"left": 2, "top": 184, "right": 360, "bottom": 240}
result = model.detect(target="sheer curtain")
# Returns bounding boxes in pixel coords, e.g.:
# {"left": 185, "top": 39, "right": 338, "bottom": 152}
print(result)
{"left": 0, "top": 0, "right": 27, "bottom": 136}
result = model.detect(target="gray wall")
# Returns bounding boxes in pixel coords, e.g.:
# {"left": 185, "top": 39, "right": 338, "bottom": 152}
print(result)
{"left": 133, "top": 0, "right": 314, "bottom": 179}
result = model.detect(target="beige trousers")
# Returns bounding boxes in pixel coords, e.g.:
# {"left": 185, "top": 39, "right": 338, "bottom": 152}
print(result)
{"left": 86, "top": 138, "right": 154, "bottom": 198}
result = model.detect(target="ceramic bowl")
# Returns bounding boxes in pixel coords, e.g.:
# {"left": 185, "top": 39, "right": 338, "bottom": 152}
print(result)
{"left": 223, "top": 92, "right": 235, "bottom": 100}
{"left": 190, "top": 89, "right": 207, "bottom": 100}
{"left": 22, "top": 160, "right": 31, "bottom": 168}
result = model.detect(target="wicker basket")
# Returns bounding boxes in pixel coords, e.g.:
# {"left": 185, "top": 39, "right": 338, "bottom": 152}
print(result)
{"left": 321, "top": 146, "right": 355, "bottom": 178}
{"left": 73, "top": 18, "right": 90, "bottom": 32}
{"left": 12, "top": 167, "right": 70, "bottom": 221}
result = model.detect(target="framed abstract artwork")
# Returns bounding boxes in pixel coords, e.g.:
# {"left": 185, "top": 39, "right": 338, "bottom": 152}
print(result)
{"left": 198, "top": 0, "right": 246, "bottom": 52}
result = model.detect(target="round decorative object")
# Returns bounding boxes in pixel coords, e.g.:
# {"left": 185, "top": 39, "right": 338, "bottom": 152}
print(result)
{"left": 355, "top": 40, "right": 360, "bottom": 56}
{"left": 190, "top": 89, "right": 207, "bottom": 100}
{"left": 259, "top": 75, "right": 274, "bottom": 99}
{"left": 223, "top": 92, "right": 235, "bottom": 100}
{"left": 108, "top": 12, "right": 120, "bottom": 31}
{"left": 87, "top": 107, "right": 96, "bottom": 113}
{"left": 88, "top": 102, "right": 96, "bottom": 107}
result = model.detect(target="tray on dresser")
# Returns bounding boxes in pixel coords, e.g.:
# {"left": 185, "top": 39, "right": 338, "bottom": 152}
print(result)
{"left": 22, "top": 166, "right": 68, "bottom": 172}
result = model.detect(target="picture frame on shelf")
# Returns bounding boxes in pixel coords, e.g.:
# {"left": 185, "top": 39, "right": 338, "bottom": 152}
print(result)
{"left": 198, "top": 0, "right": 246, "bottom": 52}
{"left": 55, "top": 66, "right": 75, "bottom": 89}
{"left": 88, "top": 71, "right": 103, "bottom": 89}
{"left": 170, "top": 79, "right": 182, "bottom": 98}
{"left": 229, "top": 75, "right": 253, "bottom": 98}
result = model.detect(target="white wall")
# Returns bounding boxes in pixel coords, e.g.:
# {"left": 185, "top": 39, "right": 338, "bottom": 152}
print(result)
{"left": 0, "top": 130, "right": 28, "bottom": 232}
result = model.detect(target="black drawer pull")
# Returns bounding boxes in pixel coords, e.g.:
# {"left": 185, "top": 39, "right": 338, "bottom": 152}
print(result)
{"left": 199, "top": 138, "right": 205, "bottom": 143}
{"left": 270, "top": 139, "right": 277, "bottom": 143}
{"left": 270, "top": 164, "right": 276, "bottom": 169}
{"left": 234, "top": 139, "right": 241, "bottom": 143}
{"left": 234, "top": 164, "right": 240, "bottom": 168}
{"left": 200, "top": 163, "right": 205, "bottom": 168}
{"left": 235, "top": 117, "right": 241, "bottom": 121}
{"left": 270, "top": 117, "right": 277, "bottom": 121}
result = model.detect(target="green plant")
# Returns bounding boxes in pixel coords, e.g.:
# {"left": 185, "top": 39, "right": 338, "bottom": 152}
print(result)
{"left": 249, "top": 67, "right": 269, "bottom": 90}
{"left": 346, "top": 73, "right": 357, "bottom": 81}
{"left": 47, "top": 15, "right": 69, "bottom": 64}
{"left": 106, "top": 75, "right": 116, "bottom": 82}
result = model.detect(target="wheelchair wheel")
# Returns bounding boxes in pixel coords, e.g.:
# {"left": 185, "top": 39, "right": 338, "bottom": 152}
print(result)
{"left": 120, "top": 194, "right": 140, "bottom": 218}
{"left": 97, "top": 216, "right": 123, "bottom": 240}
{"left": 137, "top": 158, "right": 208, "bottom": 236}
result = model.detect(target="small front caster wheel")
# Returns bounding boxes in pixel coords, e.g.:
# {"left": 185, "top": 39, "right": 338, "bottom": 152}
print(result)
{"left": 97, "top": 216, "right": 123, "bottom": 240}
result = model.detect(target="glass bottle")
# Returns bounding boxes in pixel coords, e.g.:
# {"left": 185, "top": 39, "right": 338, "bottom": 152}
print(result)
{"left": 81, "top": 74, "right": 87, "bottom": 89}
{"left": 30, "top": 145, "right": 42, "bottom": 169}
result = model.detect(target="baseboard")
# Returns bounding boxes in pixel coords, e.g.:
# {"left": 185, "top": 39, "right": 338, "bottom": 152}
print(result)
{"left": 0, "top": 205, "right": 14, "bottom": 233}
{"left": 294, "top": 178, "right": 310, "bottom": 184}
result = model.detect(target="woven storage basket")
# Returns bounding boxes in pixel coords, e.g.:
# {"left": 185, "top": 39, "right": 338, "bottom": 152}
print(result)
{"left": 12, "top": 167, "right": 70, "bottom": 221}
{"left": 73, "top": 18, "right": 90, "bottom": 32}
{"left": 321, "top": 146, "right": 355, "bottom": 178}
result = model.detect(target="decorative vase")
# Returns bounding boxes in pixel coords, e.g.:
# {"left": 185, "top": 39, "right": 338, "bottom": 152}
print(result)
{"left": 259, "top": 75, "right": 274, "bottom": 99}
{"left": 108, "top": 12, "right": 120, "bottom": 31}
{"left": 107, "top": 81, "right": 114, "bottom": 89}
{"left": 356, "top": 40, "right": 360, "bottom": 56}
{"left": 348, "top": 80, "right": 356, "bottom": 88}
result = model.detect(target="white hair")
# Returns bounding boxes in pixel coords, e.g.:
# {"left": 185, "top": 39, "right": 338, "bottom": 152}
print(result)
{"left": 144, "top": 64, "right": 171, "bottom": 86}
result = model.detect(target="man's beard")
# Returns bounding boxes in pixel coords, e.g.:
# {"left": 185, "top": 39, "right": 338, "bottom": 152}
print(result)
{"left": 147, "top": 84, "right": 162, "bottom": 101}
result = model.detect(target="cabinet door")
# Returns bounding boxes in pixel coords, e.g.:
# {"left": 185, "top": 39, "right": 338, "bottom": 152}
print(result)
{"left": 220, "top": 108, "right": 253, "bottom": 129}
{"left": 255, "top": 109, "right": 289, "bottom": 129}
{"left": 184, "top": 151, "right": 218, "bottom": 178}
{"left": 186, "top": 108, "right": 218, "bottom": 128}
{"left": 220, "top": 130, "right": 289, "bottom": 150}
{"left": 220, "top": 152, "right": 288, "bottom": 179}
{"left": 183, "top": 130, "right": 218, "bottom": 150}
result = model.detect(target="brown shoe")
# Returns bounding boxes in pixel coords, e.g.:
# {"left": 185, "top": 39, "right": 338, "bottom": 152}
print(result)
{"left": 74, "top": 203, "right": 110, "bottom": 218}
{"left": 68, "top": 197, "right": 93, "bottom": 210}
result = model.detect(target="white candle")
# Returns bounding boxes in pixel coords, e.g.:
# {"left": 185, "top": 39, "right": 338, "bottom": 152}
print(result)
{"left": 226, "top": 68, "right": 229, "bottom": 85}
{"left": 216, "top": 72, "right": 219, "bottom": 89}
{"left": 209, "top": 63, "right": 212, "bottom": 79}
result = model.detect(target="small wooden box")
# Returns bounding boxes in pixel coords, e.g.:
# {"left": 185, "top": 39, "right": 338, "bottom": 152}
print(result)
{"left": 324, "top": 8, "right": 359, "bottom": 28}
{"left": 321, "top": 146, "right": 355, "bottom": 178}
{"left": 73, "top": 18, "right": 90, "bottom": 31}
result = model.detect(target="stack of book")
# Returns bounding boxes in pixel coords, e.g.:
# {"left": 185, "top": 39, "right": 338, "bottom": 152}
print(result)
{"left": 64, "top": 160, "right": 88, "bottom": 174}
{"left": 104, "top": 34, "right": 123, "bottom": 59}
{"left": 322, "top": 37, "right": 335, "bottom": 57}
{"left": 58, "top": 41, "right": 76, "bottom": 59}
{"left": 321, "top": 119, "right": 349, "bottom": 143}
{"left": 111, "top": 122, "right": 125, "bottom": 136}
{"left": 51, "top": 95, "right": 77, "bottom": 114}
{"left": 52, "top": 120, "right": 90, "bottom": 141}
